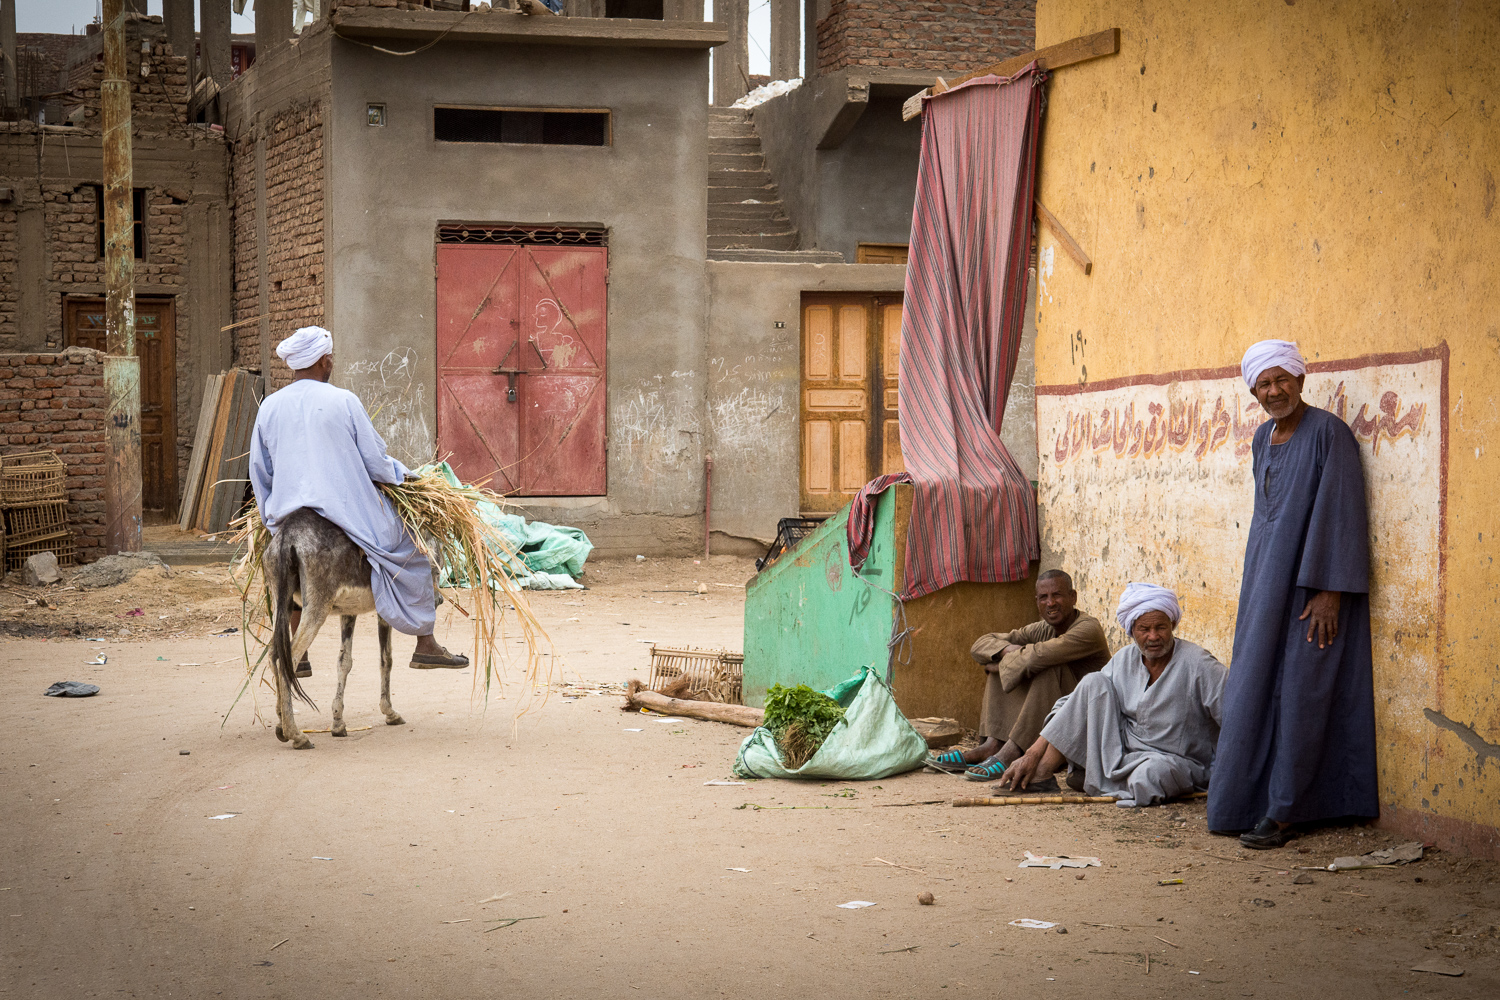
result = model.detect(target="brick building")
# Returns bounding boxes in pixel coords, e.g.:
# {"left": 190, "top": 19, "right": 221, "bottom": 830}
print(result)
{"left": 0, "top": 12, "right": 233, "bottom": 551}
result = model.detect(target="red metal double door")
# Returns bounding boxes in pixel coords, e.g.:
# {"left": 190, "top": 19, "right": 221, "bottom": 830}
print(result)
{"left": 435, "top": 244, "right": 607, "bottom": 495}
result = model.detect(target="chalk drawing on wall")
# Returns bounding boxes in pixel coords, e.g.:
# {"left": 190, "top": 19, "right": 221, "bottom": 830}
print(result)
{"left": 1036, "top": 348, "right": 1447, "bottom": 807}
{"left": 345, "top": 347, "right": 432, "bottom": 470}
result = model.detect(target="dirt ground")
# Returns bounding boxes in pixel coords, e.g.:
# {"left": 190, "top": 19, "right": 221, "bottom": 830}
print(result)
{"left": 3, "top": 555, "right": 1496, "bottom": 999}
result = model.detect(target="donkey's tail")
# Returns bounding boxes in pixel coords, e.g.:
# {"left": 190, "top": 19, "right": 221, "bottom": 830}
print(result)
{"left": 273, "top": 538, "right": 316, "bottom": 710}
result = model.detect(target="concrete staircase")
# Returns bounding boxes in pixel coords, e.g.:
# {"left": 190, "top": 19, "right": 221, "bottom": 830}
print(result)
{"left": 708, "top": 107, "right": 799, "bottom": 254}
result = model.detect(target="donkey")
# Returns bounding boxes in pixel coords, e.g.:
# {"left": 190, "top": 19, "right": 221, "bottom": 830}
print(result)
{"left": 265, "top": 507, "right": 406, "bottom": 750}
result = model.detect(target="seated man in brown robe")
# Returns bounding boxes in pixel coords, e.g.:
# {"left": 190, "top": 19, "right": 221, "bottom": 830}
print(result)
{"left": 928, "top": 570, "right": 1111, "bottom": 781}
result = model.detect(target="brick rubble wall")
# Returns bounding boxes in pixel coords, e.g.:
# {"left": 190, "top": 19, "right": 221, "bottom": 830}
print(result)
{"left": 0, "top": 202, "right": 15, "bottom": 351}
{"left": 0, "top": 348, "right": 108, "bottom": 564}
{"left": 229, "top": 101, "right": 325, "bottom": 391}
{"left": 65, "top": 41, "right": 190, "bottom": 134}
{"left": 817, "top": 0, "right": 1035, "bottom": 76}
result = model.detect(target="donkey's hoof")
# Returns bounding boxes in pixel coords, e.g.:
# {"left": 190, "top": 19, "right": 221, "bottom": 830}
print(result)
{"left": 331, "top": 725, "right": 347, "bottom": 737}
{"left": 386, "top": 715, "right": 406, "bottom": 727}
{"left": 292, "top": 738, "right": 315, "bottom": 750}
{"left": 275, "top": 724, "right": 289, "bottom": 743}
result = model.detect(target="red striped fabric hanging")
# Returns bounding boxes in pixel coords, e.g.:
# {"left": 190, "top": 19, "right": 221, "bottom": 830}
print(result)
{"left": 847, "top": 65, "right": 1045, "bottom": 600}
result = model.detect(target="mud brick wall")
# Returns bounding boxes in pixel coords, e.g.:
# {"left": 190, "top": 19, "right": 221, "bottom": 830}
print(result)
{"left": 229, "top": 101, "right": 326, "bottom": 391}
{"left": 0, "top": 204, "right": 15, "bottom": 351}
{"left": 0, "top": 349, "right": 108, "bottom": 563}
{"left": 64, "top": 41, "right": 190, "bottom": 134}
{"left": 817, "top": 0, "right": 1035, "bottom": 75}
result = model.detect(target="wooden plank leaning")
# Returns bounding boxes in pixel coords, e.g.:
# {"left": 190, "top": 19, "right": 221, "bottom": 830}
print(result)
{"left": 901, "top": 28, "right": 1121, "bottom": 121}
{"left": 205, "top": 370, "right": 263, "bottom": 533}
{"left": 193, "top": 371, "right": 237, "bottom": 529}
{"left": 177, "top": 372, "right": 223, "bottom": 529}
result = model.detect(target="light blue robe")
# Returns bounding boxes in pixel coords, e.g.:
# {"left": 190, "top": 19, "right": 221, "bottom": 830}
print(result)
{"left": 249, "top": 379, "right": 436, "bottom": 636}
{"left": 1041, "top": 639, "right": 1227, "bottom": 807}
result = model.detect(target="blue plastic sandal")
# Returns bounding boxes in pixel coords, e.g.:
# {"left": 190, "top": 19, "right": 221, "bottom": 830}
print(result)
{"left": 965, "top": 756, "right": 1008, "bottom": 781}
{"left": 926, "top": 749, "right": 971, "bottom": 773}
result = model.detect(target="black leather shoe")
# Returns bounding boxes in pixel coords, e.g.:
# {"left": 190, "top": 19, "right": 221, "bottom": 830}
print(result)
{"left": 295, "top": 655, "right": 312, "bottom": 679}
{"left": 1239, "top": 817, "right": 1297, "bottom": 850}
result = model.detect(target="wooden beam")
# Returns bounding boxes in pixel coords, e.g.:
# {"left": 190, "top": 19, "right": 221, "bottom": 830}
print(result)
{"left": 901, "top": 28, "right": 1120, "bottom": 120}
{"left": 1035, "top": 200, "right": 1092, "bottom": 275}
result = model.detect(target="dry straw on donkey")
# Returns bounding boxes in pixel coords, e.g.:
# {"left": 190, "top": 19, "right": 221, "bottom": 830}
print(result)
{"left": 225, "top": 467, "right": 551, "bottom": 723}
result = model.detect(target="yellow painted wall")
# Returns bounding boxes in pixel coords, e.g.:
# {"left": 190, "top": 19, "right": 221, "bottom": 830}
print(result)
{"left": 1033, "top": 0, "right": 1499, "bottom": 855}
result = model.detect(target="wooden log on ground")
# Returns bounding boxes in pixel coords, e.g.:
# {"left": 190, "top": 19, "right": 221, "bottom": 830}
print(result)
{"left": 624, "top": 680, "right": 765, "bottom": 727}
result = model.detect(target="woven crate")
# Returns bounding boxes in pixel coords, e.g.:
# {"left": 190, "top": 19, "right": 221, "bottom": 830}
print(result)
{"left": 5, "top": 530, "right": 74, "bottom": 572}
{"left": 4, "top": 501, "right": 67, "bottom": 545}
{"left": 648, "top": 645, "right": 745, "bottom": 705}
{"left": 0, "top": 451, "right": 66, "bottom": 505}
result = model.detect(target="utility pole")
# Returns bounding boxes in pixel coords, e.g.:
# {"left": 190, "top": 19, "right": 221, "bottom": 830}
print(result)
{"left": 102, "top": 0, "right": 142, "bottom": 553}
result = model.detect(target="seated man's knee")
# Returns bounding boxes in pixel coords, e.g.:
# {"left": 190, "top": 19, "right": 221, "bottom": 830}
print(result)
{"left": 1073, "top": 671, "right": 1110, "bottom": 697}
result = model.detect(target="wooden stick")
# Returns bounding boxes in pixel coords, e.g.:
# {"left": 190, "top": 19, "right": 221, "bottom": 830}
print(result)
{"left": 1153, "top": 934, "right": 1180, "bottom": 949}
{"left": 903, "top": 28, "right": 1121, "bottom": 120}
{"left": 953, "top": 795, "right": 1116, "bottom": 807}
{"left": 1036, "top": 200, "right": 1093, "bottom": 275}
{"left": 623, "top": 681, "right": 764, "bottom": 727}
{"left": 219, "top": 316, "right": 259, "bottom": 332}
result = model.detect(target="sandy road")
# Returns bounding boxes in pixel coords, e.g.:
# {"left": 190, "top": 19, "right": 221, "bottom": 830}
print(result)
{"left": 2, "top": 556, "right": 1496, "bottom": 999}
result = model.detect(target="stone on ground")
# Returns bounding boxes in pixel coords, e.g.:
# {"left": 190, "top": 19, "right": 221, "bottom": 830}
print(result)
{"left": 23, "top": 551, "right": 61, "bottom": 586}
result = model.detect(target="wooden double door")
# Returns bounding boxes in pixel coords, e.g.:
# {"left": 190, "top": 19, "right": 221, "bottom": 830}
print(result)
{"left": 799, "top": 293, "right": 905, "bottom": 515}
{"left": 65, "top": 297, "right": 177, "bottom": 511}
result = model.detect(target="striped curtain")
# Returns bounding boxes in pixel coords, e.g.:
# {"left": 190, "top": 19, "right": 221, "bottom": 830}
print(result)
{"left": 847, "top": 66, "right": 1044, "bottom": 600}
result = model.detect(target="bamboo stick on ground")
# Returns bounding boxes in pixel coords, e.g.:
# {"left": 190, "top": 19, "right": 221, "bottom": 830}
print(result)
{"left": 952, "top": 795, "right": 1118, "bottom": 806}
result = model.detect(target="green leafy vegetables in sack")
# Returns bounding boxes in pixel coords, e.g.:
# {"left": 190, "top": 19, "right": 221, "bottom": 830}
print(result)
{"left": 763, "top": 683, "right": 847, "bottom": 769}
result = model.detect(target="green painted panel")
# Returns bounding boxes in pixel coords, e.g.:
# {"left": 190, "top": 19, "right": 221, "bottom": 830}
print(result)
{"left": 741, "top": 492, "right": 898, "bottom": 708}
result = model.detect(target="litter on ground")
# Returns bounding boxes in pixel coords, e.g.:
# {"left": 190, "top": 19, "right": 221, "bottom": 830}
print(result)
{"left": 1018, "top": 851, "right": 1101, "bottom": 869}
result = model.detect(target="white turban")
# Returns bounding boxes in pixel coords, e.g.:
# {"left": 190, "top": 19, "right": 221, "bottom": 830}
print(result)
{"left": 1115, "top": 582, "right": 1182, "bottom": 634}
{"left": 1240, "top": 339, "right": 1306, "bottom": 389}
{"left": 276, "top": 326, "right": 333, "bottom": 370}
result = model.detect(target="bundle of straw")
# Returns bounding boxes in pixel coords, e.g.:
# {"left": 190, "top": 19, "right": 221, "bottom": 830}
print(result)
{"left": 226, "top": 467, "right": 550, "bottom": 721}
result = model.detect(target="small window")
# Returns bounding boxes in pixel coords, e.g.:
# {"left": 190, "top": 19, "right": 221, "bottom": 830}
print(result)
{"left": 434, "top": 106, "right": 610, "bottom": 147}
{"left": 95, "top": 186, "right": 146, "bottom": 261}
{"left": 605, "top": 0, "right": 664, "bottom": 17}
{"left": 856, "top": 243, "right": 909, "bottom": 265}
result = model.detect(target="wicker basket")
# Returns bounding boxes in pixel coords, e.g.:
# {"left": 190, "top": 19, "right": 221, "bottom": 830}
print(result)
{"left": 647, "top": 645, "right": 745, "bottom": 705}
{"left": 4, "top": 530, "right": 74, "bottom": 572}
{"left": 4, "top": 501, "right": 68, "bottom": 545}
{"left": 0, "top": 451, "right": 66, "bottom": 505}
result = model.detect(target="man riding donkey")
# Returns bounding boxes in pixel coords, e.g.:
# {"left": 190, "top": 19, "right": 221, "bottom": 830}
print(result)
{"left": 249, "top": 326, "right": 469, "bottom": 675}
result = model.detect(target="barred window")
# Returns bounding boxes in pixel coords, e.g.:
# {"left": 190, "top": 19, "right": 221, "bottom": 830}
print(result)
{"left": 434, "top": 107, "right": 610, "bottom": 147}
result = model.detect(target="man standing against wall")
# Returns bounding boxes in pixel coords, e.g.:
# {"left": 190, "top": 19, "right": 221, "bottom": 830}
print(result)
{"left": 1208, "top": 341, "right": 1378, "bottom": 848}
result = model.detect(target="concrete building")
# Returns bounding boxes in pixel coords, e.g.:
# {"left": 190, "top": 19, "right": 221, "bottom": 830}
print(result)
{"left": 223, "top": 0, "right": 1039, "bottom": 558}
{"left": 1030, "top": 0, "right": 1498, "bottom": 857}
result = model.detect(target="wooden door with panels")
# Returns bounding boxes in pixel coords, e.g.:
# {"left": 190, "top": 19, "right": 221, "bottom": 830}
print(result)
{"left": 799, "top": 293, "right": 905, "bottom": 516}
{"left": 65, "top": 296, "right": 178, "bottom": 511}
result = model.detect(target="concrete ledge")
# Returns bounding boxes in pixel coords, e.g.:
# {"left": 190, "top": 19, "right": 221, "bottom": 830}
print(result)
{"left": 331, "top": 8, "right": 728, "bottom": 49}
{"left": 708, "top": 248, "right": 846, "bottom": 264}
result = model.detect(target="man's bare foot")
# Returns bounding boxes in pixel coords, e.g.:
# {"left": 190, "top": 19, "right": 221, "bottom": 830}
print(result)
{"left": 961, "top": 737, "right": 1001, "bottom": 766}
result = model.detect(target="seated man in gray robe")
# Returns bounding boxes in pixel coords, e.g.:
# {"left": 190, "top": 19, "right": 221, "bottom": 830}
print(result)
{"left": 928, "top": 570, "right": 1110, "bottom": 780}
{"left": 996, "top": 583, "right": 1227, "bottom": 807}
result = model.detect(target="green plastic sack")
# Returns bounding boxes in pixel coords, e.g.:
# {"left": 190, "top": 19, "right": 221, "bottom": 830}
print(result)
{"left": 732, "top": 666, "right": 929, "bottom": 780}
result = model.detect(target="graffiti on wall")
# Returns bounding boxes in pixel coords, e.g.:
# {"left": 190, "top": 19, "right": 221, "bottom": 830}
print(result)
{"left": 1036, "top": 350, "right": 1446, "bottom": 729}
{"left": 344, "top": 348, "right": 432, "bottom": 470}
